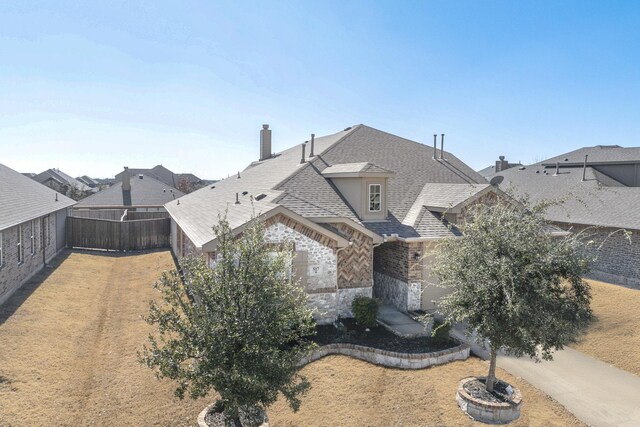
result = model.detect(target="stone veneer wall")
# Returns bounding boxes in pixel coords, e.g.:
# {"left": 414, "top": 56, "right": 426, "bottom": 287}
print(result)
{"left": 264, "top": 221, "right": 337, "bottom": 293}
{"left": 557, "top": 223, "right": 640, "bottom": 289}
{"left": 373, "top": 241, "right": 423, "bottom": 312}
{"left": 0, "top": 213, "right": 58, "bottom": 306}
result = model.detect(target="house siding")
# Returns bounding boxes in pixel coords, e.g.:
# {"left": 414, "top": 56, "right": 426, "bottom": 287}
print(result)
{"left": 0, "top": 213, "right": 60, "bottom": 306}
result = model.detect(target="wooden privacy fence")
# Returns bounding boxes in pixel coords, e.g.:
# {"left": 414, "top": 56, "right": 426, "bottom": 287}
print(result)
{"left": 66, "top": 216, "right": 171, "bottom": 251}
{"left": 71, "top": 209, "right": 170, "bottom": 221}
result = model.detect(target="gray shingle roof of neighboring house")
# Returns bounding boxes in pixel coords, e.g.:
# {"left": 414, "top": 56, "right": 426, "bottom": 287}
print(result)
{"left": 33, "top": 168, "right": 94, "bottom": 193}
{"left": 166, "top": 125, "right": 488, "bottom": 249}
{"left": 76, "top": 174, "right": 185, "bottom": 208}
{"left": 542, "top": 145, "right": 640, "bottom": 166}
{"left": 0, "top": 163, "right": 76, "bottom": 230}
{"left": 478, "top": 162, "right": 523, "bottom": 179}
{"left": 115, "top": 165, "right": 203, "bottom": 189}
{"left": 495, "top": 158, "right": 640, "bottom": 231}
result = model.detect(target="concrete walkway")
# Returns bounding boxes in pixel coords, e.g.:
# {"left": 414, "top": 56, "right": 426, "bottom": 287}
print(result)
{"left": 384, "top": 308, "right": 640, "bottom": 426}
{"left": 498, "top": 348, "right": 640, "bottom": 427}
{"left": 451, "top": 322, "right": 640, "bottom": 426}
{"left": 376, "top": 304, "right": 428, "bottom": 337}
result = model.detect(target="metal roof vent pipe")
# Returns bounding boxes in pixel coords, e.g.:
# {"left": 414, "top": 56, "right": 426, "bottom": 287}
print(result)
{"left": 433, "top": 134, "right": 437, "bottom": 159}
{"left": 237, "top": 171, "right": 240, "bottom": 179}
{"left": 554, "top": 162, "right": 560, "bottom": 176}
{"left": 309, "top": 133, "right": 315, "bottom": 157}
{"left": 582, "top": 154, "right": 588, "bottom": 181}
{"left": 300, "top": 143, "right": 306, "bottom": 164}
{"left": 259, "top": 124, "right": 272, "bottom": 161}
{"left": 235, "top": 192, "right": 240, "bottom": 204}
{"left": 440, "top": 134, "right": 445, "bottom": 160}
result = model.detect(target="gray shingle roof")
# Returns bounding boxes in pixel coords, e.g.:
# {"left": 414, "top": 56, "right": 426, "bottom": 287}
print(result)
{"left": 495, "top": 162, "right": 640, "bottom": 230}
{"left": 542, "top": 145, "right": 640, "bottom": 166}
{"left": 0, "top": 163, "right": 76, "bottom": 231}
{"left": 76, "top": 174, "right": 184, "bottom": 208}
{"left": 321, "top": 162, "right": 394, "bottom": 176}
{"left": 33, "top": 169, "right": 93, "bottom": 192}
{"left": 166, "top": 125, "right": 486, "bottom": 247}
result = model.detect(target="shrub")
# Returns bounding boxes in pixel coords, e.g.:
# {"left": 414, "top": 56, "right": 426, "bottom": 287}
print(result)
{"left": 351, "top": 296, "right": 379, "bottom": 327}
{"left": 431, "top": 319, "right": 451, "bottom": 344}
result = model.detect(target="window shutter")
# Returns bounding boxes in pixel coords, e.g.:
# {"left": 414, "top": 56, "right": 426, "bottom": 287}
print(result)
{"left": 291, "top": 250, "right": 308, "bottom": 288}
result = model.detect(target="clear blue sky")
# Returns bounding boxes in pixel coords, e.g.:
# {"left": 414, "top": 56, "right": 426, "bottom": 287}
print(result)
{"left": 1, "top": 1, "right": 639, "bottom": 179}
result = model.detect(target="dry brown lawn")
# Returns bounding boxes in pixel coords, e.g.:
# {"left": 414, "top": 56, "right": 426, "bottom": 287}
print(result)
{"left": 571, "top": 279, "right": 640, "bottom": 376}
{"left": 0, "top": 250, "right": 209, "bottom": 426}
{"left": 269, "top": 355, "right": 583, "bottom": 427}
{"left": 0, "top": 250, "right": 584, "bottom": 426}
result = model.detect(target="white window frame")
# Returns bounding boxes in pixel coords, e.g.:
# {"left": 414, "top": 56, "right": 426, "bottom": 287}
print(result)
{"left": 30, "top": 220, "right": 37, "bottom": 255}
{"left": 368, "top": 183, "right": 382, "bottom": 212}
{"left": 17, "top": 225, "right": 24, "bottom": 264}
{"left": 0, "top": 231, "right": 3, "bottom": 268}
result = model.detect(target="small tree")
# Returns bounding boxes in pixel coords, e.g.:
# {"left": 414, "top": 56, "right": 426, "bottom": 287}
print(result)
{"left": 431, "top": 201, "right": 592, "bottom": 392}
{"left": 140, "top": 214, "right": 317, "bottom": 426}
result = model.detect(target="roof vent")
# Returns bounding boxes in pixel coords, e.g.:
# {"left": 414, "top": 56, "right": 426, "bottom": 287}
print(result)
{"left": 210, "top": 185, "right": 215, "bottom": 189}
{"left": 235, "top": 192, "right": 240, "bottom": 204}
{"left": 255, "top": 193, "right": 267, "bottom": 201}
{"left": 440, "top": 134, "right": 445, "bottom": 160}
{"left": 242, "top": 191, "right": 248, "bottom": 196}
{"left": 309, "top": 133, "right": 315, "bottom": 157}
{"left": 300, "top": 143, "right": 306, "bottom": 164}
{"left": 138, "top": 174, "right": 143, "bottom": 179}
{"left": 344, "top": 127, "right": 352, "bottom": 131}
{"left": 519, "top": 166, "right": 526, "bottom": 170}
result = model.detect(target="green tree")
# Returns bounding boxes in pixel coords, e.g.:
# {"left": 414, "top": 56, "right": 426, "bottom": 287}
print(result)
{"left": 140, "top": 214, "right": 316, "bottom": 426}
{"left": 431, "top": 201, "right": 592, "bottom": 392}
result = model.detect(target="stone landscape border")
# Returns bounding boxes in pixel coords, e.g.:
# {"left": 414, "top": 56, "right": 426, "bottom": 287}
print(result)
{"left": 299, "top": 342, "right": 470, "bottom": 369}
{"left": 456, "top": 377, "right": 522, "bottom": 424}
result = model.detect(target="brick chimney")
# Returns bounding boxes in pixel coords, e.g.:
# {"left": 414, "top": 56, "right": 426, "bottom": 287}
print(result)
{"left": 495, "top": 156, "right": 509, "bottom": 173}
{"left": 122, "top": 166, "right": 131, "bottom": 191}
{"left": 260, "top": 124, "right": 272, "bottom": 161}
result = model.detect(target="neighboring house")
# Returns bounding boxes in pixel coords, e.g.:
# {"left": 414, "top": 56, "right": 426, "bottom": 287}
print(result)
{"left": 32, "top": 168, "right": 96, "bottom": 198}
{"left": 492, "top": 145, "right": 640, "bottom": 288}
{"left": 477, "top": 156, "right": 523, "bottom": 179}
{"left": 166, "top": 124, "right": 498, "bottom": 323}
{"left": 75, "top": 167, "right": 185, "bottom": 212}
{"left": 76, "top": 175, "right": 100, "bottom": 188}
{"left": 0, "top": 163, "right": 76, "bottom": 306}
{"left": 114, "top": 165, "right": 205, "bottom": 192}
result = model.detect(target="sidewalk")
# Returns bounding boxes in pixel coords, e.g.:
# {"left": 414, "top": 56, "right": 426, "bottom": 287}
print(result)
{"left": 376, "top": 304, "right": 428, "bottom": 337}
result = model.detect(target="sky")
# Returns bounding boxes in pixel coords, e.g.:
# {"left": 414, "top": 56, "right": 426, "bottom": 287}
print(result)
{"left": 1, "top": 1, "right": 639, "bottom": 180}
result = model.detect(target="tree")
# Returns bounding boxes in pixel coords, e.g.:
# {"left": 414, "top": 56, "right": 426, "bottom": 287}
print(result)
{"left": 431, "top": 201, "right": 592, "bottom": 392}
{"left": 65, "top": 184, "right": 86, "bottom": 201}
{"left": 140, "top": 214, "right": 317, "bottom": 426}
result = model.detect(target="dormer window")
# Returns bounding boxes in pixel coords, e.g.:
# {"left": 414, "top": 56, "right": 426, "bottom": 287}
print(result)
{"left": 369, "top": 184, "right": 381, "bottom": 212}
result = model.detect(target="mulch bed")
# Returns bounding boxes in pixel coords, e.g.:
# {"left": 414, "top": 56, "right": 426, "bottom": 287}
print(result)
{"left": 463, "top": 377, "right": 515, "bottom": 404}
{"left": 204, "top": 404, "right": 266, "bottom": 427}
{"left": 313, "top": 318, "right": 457, "bottom": 354}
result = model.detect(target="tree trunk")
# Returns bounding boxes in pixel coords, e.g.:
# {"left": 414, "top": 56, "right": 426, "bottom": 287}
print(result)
{"left": 486, "top": 348, "right": 497, "bottom": 392}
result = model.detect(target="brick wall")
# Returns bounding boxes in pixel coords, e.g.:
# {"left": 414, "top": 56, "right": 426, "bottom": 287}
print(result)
{"left": 373, "top": 240, "right": 423, "bottom": 283}
{"left": 335, "top": 223, "right": 374, "bottom": 289}
{"left": 0, "top": 213, "right": 58, "bottom": 306}
{"left": 557, "top": 223, "right": 640, "bottom": 288}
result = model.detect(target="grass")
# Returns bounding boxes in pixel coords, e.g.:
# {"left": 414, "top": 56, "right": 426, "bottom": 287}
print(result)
{"left": 0, "top": 250, "right": 584, "bottom": 426}
{"left": 269, "top": 355, "right": 584, "bottom": 427}
{"left": 0, "top": 250, "right": 209, "bottom": 426}
{"left": 571, "top": 279, "right": 640, "bottom": 376}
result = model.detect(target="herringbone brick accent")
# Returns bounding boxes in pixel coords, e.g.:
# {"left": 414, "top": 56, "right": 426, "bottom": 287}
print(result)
{"left": 335, "top": 223, "right": 373, "bottom": 289}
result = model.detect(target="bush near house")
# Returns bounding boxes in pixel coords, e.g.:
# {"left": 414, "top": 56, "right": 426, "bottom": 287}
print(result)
{"left": 351, "top": 296, "right": 379, "bottom": 328}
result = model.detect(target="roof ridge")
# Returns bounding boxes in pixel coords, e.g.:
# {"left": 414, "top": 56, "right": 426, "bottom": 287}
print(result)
{"left": 272, "top": 125, "right": 361, "bottom": 191}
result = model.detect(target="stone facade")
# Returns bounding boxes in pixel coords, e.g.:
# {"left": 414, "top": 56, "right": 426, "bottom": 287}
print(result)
{"left": 172, "top": 214, "right": 376, "bottom": 324}
{"left": 558, "top": 223, "right": 640, "bottom": 289}
{"left": 264, "top": 221, "right": 337, "bottom": 293}
{"left": 0, "top": 213, "right": 59, "bottom": 306}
